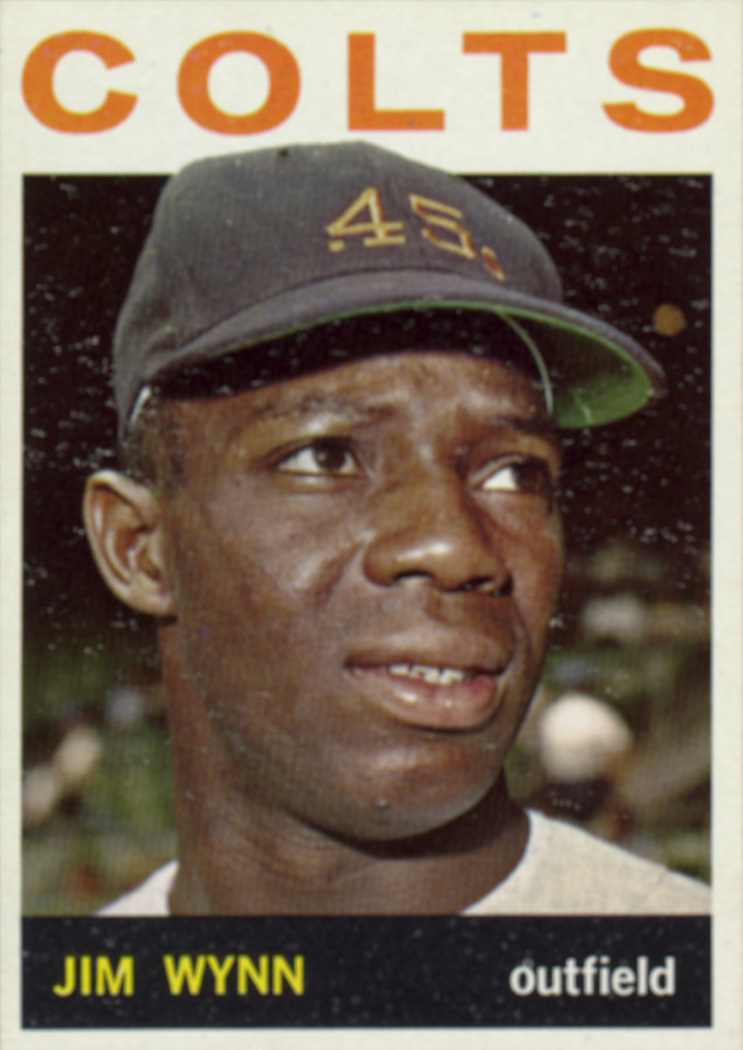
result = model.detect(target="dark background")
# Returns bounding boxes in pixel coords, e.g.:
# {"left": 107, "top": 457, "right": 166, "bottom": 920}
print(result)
{"left": 22, "top": 173, "right": 711, "bottom": 912}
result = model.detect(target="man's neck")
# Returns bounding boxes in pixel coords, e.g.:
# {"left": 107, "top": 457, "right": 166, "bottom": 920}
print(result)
{"left": 168, "top": 774, "right": 529, "bottom": 915}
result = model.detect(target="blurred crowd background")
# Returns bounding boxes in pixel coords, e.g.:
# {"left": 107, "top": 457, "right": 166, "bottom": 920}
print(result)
{"left": 23, "top": 172, "right": 711, "bottom": 914}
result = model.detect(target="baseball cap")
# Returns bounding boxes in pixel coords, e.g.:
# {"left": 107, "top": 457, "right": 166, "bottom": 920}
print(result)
{"left": 113, "top": 142, "right": 665, "bottom": 437}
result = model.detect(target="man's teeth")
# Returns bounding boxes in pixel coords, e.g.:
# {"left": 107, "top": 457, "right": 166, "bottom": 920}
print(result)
{"left": 387, "top": 663, "right": 469, "bottom": 685}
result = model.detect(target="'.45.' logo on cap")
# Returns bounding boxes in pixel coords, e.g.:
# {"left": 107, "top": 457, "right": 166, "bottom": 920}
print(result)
{"left": 325, "top": 186, "right": 507, "bottom": 281}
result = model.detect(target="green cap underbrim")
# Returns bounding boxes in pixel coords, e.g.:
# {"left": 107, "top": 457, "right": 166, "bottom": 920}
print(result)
{"left": 227, "top": 299, "right": 661, "bottom": 430}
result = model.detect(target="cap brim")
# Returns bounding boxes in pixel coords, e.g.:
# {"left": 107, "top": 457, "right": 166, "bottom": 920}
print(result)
{"left": 137, "top": 269, "right": 665, "bottom": 429}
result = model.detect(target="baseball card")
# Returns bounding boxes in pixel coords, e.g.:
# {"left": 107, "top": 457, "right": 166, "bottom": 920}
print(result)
{"left": 1, "top": 1, "right": 741, "bottom": 1047}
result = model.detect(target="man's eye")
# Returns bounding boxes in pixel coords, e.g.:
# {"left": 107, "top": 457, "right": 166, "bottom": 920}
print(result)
{"left": 480, "top": 458, "right": 555, "bottom": 497}
{"left": 276, "top": 439, "right": 359, "bottom": 476}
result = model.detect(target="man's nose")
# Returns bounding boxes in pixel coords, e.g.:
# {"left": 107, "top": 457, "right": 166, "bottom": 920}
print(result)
{"left": 362, "top": 470, "right": 513, "bottom": 595}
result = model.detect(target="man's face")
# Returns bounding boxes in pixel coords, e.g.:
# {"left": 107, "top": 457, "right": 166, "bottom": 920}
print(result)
{"left": 157, "top": 351, "right": 564, "bottom": 842}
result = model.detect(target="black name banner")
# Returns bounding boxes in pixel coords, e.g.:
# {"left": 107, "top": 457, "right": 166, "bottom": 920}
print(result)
{"left": 23, "top": 916, "right": 710, "bottom": 1028}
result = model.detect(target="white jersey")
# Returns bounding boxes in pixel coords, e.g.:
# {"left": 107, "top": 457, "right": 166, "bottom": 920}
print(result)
{"left": 98, "top": 810, "right": 710, "bottom": 916}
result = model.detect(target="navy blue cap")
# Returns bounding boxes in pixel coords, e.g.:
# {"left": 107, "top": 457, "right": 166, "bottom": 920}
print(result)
{"left": 114, "top": 142, "right": 664, "bottom": 436}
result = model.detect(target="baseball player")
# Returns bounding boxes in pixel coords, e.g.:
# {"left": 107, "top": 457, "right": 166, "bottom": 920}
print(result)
{"left": 84, "top": 143, "right": 709, "bottom": 915}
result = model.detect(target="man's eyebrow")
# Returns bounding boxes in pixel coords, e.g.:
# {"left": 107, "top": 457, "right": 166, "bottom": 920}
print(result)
{"left": 248, "top": 400, "right": 561, "bottom": 444}
{"left": 485, "top": 414, "right": 560, "bottom": 443}
{"left": 249, "top": 392, "right": 396, "bottom": 424}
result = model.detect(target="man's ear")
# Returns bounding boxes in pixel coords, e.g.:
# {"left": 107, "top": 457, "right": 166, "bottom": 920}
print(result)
{"left": 83, "top": 470, "right": 175, "bottom": 617}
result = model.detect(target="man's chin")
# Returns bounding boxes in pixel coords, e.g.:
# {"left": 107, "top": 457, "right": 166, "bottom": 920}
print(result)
{"left": 308, "top": 776, "right": 510, "bottom": 850}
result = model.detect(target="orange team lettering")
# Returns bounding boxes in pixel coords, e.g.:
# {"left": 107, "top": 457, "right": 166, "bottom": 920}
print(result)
{"left": 21, "top": 28, "right": 715, "bottom": 137}
{"left": 22, "top": 31, "right": 136, "bottom": 132}
{"left": 603, "top": 29, "right": 714, "bottom": 132}
{"left": 178, "top": 32, "right": 300, "bottom": 133}
{"left": 347, "top": 33, "right": 445, "bottom": 130}
{"left": 462, "top": 32, "right": 567, "bottom": 130}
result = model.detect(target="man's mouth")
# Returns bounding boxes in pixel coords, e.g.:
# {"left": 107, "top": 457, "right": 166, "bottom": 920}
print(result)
{"left": 347, "top": 653, "right": 508, "bottom": 732}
